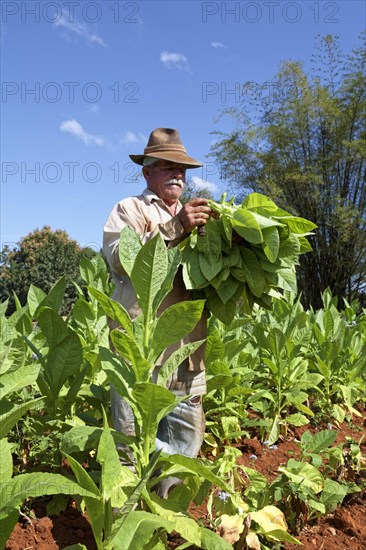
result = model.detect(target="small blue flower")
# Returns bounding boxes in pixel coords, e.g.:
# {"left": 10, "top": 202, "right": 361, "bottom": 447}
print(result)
{"left": 269, "top": 445, "right": 278, "bottom": 450}
{"left": 328, "top": 423, "right": 334, "bottom": 430}
{"left": 249, "top": 454, "right": 258, "bottom": 460}
{"left": 217, "top": 491, "right": 230, "bottom": 502}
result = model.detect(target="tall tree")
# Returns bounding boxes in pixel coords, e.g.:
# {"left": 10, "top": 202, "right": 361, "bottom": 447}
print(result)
{"left": 0, "top": 226, "right": 96, "bottom": 315}
{"left": 211, "top": 34, "right": 366, "bottom": 308}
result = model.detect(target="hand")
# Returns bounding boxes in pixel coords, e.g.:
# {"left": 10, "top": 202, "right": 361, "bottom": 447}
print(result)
{"left": 178, "top": 198, "right": 213, "bottom": 234}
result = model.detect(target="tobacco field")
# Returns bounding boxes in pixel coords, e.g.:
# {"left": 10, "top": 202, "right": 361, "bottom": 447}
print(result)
{"left": 1, "top": 223, "right": 366, "bottom": 549}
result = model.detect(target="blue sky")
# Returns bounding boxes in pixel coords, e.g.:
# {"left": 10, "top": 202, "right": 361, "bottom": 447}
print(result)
{"left": 1, "top": 0, "right": 365, "bottom": 251}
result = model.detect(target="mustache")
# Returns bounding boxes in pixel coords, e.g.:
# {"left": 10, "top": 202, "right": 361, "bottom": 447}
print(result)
{"left": 165, "top": 179, "right": 184, "bottom": 188}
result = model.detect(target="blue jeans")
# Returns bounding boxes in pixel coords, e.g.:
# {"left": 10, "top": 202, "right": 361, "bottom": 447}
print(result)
{"left": 110, "top": 363, "right": 206, "bottom": 498}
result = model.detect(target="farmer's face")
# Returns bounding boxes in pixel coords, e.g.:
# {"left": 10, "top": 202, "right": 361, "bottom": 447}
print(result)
{"left": 143, "top": 160, "right": 187, "bottom": 205}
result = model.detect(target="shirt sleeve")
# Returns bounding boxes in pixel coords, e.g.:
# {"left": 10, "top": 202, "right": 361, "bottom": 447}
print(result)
{"left": 103, "top": 197, "right": 186, "bottom": 276}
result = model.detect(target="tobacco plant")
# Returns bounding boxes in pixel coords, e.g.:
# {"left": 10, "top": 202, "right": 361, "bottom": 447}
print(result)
{"left": 84, "top": 228, "right": 234, "bottom": 547}
{"left": 1, "top": 225, "right": 365, "bottom": 549}
{"left": 181, "top": 192, "right": 317, "bottom": 324}
{"left": 306, "top": 289, "right": 366, "bottom": 421}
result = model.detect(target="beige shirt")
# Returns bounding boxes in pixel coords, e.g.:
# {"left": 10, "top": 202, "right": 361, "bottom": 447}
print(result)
{"left": 103, "top": 188, "right": 206, "bottom": 371}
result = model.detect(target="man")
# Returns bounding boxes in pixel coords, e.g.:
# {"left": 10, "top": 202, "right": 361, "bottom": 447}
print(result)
{"left": 103, "top": 128, "right": 213, "bottom": 497}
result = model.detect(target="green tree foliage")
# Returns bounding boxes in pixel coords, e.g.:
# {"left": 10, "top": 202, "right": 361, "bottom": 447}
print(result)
{"left": 180, "top": 177, "right": 216, "bottom": 204}
{"left": 211, "top": 34, "right": 366, "bottom": 308}
{"left": 0, "top": 226, "right": 96, "bottom": 315}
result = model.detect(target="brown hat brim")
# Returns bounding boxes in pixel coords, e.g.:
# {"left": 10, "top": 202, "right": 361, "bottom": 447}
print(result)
{"left": 129, "top": 152, "right": 203, "bottom": 168}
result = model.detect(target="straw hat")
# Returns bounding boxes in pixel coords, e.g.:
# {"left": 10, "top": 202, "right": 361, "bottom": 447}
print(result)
{"left": 129, "top": 128, "right": 202, "bottom": 168}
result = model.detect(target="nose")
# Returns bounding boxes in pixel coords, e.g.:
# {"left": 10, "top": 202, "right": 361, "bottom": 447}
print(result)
{"left": 172, "top": 166, "right": 185, "bottom": 178}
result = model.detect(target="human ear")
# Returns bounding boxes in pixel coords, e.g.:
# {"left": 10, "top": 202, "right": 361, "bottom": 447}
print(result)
{"left": 142, "top": 166, "right": 150, "bottom": 181}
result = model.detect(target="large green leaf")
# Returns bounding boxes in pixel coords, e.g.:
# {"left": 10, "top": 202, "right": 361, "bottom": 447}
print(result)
{"left": 111, "top": 330, "right": 151, "bottom": 381}
{"left": 215, "top": 275, "right": 240, "bottom": 304}
{"left": 278, "top": 234, "right": 301, "bottom": 259}
{"left": 0, "top": 299, "right": 9, "bottom": 318}
{"left": 264, "top": 529, "right": 301, "bottom": 544}
{"left": 0, "top": 439, "right": 13, "bottom": 481}
{"left": 152, "top": 247, "right": 182, "bottom": 311}
{"left": 276, "top": 267, "right": 298, "bottom": 293}
{"left": 275, "top": 216, "right": 317, "bottom": 234}
{"left": 205, "top": 334, "right": 225, "bottom": 367}
{"left": 133, "top": 383, "right": 180, "bottom": 447}
{"left": 61, "top": 426, "right": 131, "bottom": 455}
{"left": 0, "top": 364, "right": 40, "bottom": 400}
{"left": 118, "top": 226, "right": 142, "bottom": 277}
{"left": 63, "top": 453, "right": 103, "bottom": 548}
{"left": 199, "top": 253, "right": 223, "bottom": 282}
{"left": 118, "top": 451, "right": 162, "bottom": 516}
{"left": 159, "top": 455, "right": 231, "bottom": 491}
{"left": 131, "top": 233, "right": 168, "bottom": 318}
{"left": 149, "top": 300, "right": 205, "bottom": 361}
{"left": 79, "top": 257, "right": 96, "bottom": 285}
{"left": 197, "top": 219, "right": 221, "bottom": 265}
{"left": 0, "top": 472, "right": 97, "bottom": 517}
{"left": 205, "top": 287, "right": 240, "bottom": 325}
{"left": 99, "top": 345, "right": 135, "bottom": 389}
{"left": 301, "top": 429, "right": 338, "bottom": 454}
{"left": 262, "top": 226, "right": 280, "bottom": 263}
{"left": 286, "top": 414, "right": 310, "bottom": 427}
{"left": 298, "top": 235, "right": 313, "bottom": 254}
{"left": 27, "top": 285, "right": 47, "bottom": 317}
{"left": 231, "top": 208, "right": 263, "bottom": 243}
{"left": 144, "top": 492, "right": 202, "bottom": 546}
{"left": 157, "top": 340, "right": 205, "bottom": 386}
{"left": 44, "top": 326, "right": 83, "bottom": 397}
{"left": 182, "top": 247, "right": 208, "bottom": 289}
{"left": 88, "top": 287, "right": 134, "bottom": 338}
{"left": 278, "top": 460, "right": 324, "bottom": 493}
{"left": 266, "top": 327, "right": 286, "bottom": 358}
{"left": 0, "top": 509, "right": 19, "bottom": 550}
{"left": 200, "top": 526, "right": 235, "bottom": 549}
{"left": 240, "top": 247, "right": 265, "bottom": 297}
{"left": 242, "top": 193, "right": 278, "bottom": 213}
{"left": 251, "top": 212, "right": 285, "bottom": 229}
{"left": 240, "top": 466, "right": 270, "bottom": 491}
{"left": 72, "top": 298, "right": 95, "bottom": 330}
{"left": 0, "top": 397, "right": 45, "bottom": 439}
{"left": 111, "top": 511, "right": 175, "bottom": 549}
{"left": 38, "top": 307, "right": 68, "bottom": 345}
{"left": 220, "top": 215, "right": 232, "bottom": 243}
{"left": 0, "top": 472, "right": 97, "bottom": 550}
{"left": 35, "top": 277, "right": 66, "bottom": 316}
{"left": 320, "top": 479, "right": 347, "bottom": 513}
{"left": 97, "top": 411, "right": 125, "bottom": 502}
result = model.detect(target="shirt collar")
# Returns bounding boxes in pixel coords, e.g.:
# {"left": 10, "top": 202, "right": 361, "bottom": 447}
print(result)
{"left": 142, "top": 188, "right": 159, "bottom": 203}
{"left": 142, "top": 188, "right": 182, "bottom": 211}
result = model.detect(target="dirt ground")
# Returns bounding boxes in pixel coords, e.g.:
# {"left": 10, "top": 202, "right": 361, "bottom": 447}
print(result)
{"left": 5, "top": 411, "right": 366, "bottom": 550}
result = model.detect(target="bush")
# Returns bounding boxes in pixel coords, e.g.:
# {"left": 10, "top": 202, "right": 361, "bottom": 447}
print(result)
{"left": 0, "top": 226, "right": 96, "bottom": 315}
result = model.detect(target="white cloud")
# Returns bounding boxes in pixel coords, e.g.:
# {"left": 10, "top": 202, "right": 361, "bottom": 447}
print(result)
{"left": 54, "top": 14, "right": 105, "bottom": 47}
{"left": 191, "top": 176, "right": 219, "bottom": 195}
{"left": 87, "top": 104, "right": 100, "bottom": 114}
{"left": 120, "top": 131, "right": 147, "bottom": 145}
{"left": 160, "top": 51, "right": 189, "bottom": 71}
{"left": 211, "top": 41, "right": 226, "bottom": 49}
{"left": 60, "top": 119, "right": 105, "bottom": 146}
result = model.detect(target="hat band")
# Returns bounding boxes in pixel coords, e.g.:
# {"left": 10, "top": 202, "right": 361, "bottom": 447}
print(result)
{"left": 144, "top": 144, "right": 187, "bottom": 154}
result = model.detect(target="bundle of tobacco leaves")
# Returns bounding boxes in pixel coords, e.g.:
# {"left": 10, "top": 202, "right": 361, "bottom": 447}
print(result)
{"left": 181, "top": 193, "right": 317, "bottom": 324}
